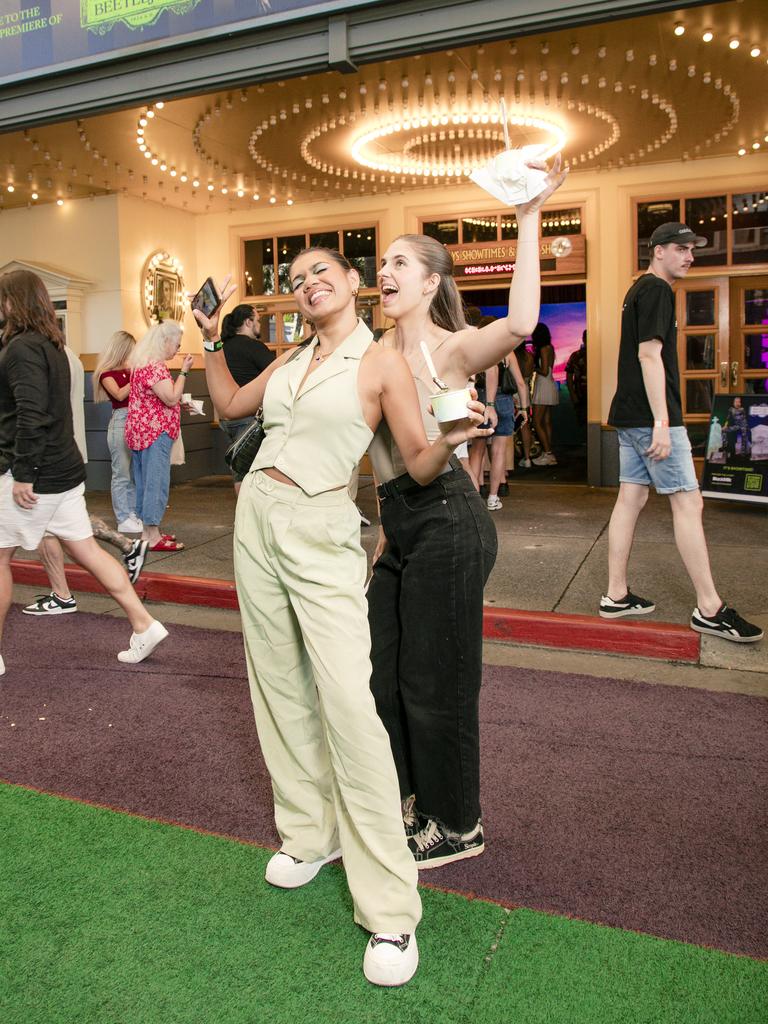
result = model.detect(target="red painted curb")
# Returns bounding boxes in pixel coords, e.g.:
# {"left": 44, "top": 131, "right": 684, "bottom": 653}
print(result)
{"left": 11, "top": 559, "right": 699, "bottom": 662}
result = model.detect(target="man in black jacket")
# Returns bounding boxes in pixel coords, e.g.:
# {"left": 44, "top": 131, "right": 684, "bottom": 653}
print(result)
{"left": 0, "top": 269, "right": 168, "bottom": 675}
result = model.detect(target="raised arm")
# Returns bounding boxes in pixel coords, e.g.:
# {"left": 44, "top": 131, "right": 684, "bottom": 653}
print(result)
{"left": 192, "top": 275, "right": 289, "bottom": 419}
{"left": 449, "top": 155, "right": 568, "bottom": 377}
{"left": 152, "top": 353, "right": 194, "bottom": 407}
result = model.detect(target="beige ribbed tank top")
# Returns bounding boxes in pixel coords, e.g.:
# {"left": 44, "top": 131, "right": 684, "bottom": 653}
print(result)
{"left": 251, "top": 319, "right": 374, "bottom": 495}
{"left": 368, "top": 333, "right": 462, "bottom": 483}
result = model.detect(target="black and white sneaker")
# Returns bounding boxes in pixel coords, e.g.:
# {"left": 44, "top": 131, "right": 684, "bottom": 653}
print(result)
{"left": 690, "top": 605, "right": 764, "bottom": 644}
{"left": 22, "top": 592, "right": 77, "bottom": 616}
{"left": 599, "top": 591, "right": 656, "bottom": 619}
{"left": 363, "top": 932, "right": 418, "bottom": 986}
{"left": 123, "top": 538, "right": 149, "bottom": 584}
{"left": 402, "top": 795, "right": 421, "bottom": 838}
{"left": 408, "top": 818, "right": 484, "bottom": 869}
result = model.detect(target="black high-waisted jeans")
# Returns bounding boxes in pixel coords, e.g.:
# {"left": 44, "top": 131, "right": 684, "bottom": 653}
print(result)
{"left": 367, "top": 462, "right": 498, "bottom": 833}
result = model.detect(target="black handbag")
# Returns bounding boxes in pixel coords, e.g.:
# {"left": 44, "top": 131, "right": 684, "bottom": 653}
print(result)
{"left": 498, "top": 360, "right": 518, "bottom": 395}
{"left": 224, "top": 413, "right": 266, "bottom": 478}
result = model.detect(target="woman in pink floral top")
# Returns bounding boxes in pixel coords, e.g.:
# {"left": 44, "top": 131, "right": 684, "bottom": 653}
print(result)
{"left": 125, "top": 320, "right": 192, "bottom": 551}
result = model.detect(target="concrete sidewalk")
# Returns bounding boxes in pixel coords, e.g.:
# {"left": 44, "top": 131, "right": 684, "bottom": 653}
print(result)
{"left": 11, "top": 474, "right": 767, "bottom": 671}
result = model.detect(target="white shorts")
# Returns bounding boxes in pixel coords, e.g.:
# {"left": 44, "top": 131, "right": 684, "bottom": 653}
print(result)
{"left": 0, "top": 472, "right": 93, "bottom": 551}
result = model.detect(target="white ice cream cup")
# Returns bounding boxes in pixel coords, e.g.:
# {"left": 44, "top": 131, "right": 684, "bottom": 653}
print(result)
{"left": 431, "top": 387, "right": 472, "bottom": 423}
{"left": 182, "top": 392, "right": 192, "bottom": 404}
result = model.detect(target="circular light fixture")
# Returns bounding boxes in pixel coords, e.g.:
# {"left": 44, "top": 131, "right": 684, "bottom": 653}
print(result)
{"left": 673, "top": 22, "right": 685, "bottom": 36}
{"left": 155, "top": 101, "right": 164, "bottom": 109}
{"left": 750, "top": 47, "right": 761, "bottom": 58}
{"left": 31, "top": 191, "right": 38, "bottom": 199}
{"left": 702, "top": 31, "right": 713, "bottom": 43}
{"left": 6, "top": 184, "right": 14, "bottom": 193}
{"left": 287, "top": 198, "right": 294, "bottom": 205}
{"left": 269, "top": 196, "right": 276, "bottom": 204}
{"left": 729, "top": 38, "right": 740, "bottom": 50}
{"left": 252, "top": 193, "right": 260, "bottom": 200}
{"left": 738, "top": 147, "right": 746, "bottom": 156}
{"left": 550, "top": 236, "right": 573, "bottom": 258}
{"left": 56, "top": 198, "right": 64, "bottom": 205}
{"left": 192, "top": 178, "right": 200, "bottom": 187}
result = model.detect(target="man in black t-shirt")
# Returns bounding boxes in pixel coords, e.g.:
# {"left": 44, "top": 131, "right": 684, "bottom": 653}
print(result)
{"left": 600, "top": 222, "right": 762, "bottom": 644}
{"left": 218, "top": 304, "right": 275, "bottom": 492}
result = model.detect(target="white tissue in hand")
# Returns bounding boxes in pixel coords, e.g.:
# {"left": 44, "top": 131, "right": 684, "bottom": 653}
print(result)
{"left": 470, "top": 144, "right": 549, "bottom": 206}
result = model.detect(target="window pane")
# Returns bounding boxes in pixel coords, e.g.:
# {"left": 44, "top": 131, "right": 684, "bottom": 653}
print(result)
{"left": 744, "top": 288, "right": 768, "bottom": 326}
{"left": 685, "top": 290, "right": 715, "bottom": 327}
{"left": 541, "top": 208, "right": 582, "bottom": 237}
{"left": 732, "top": 191, "right": 768, "bottom": 264}
{"left": 745, "top": 332, "right": 768, "bottom": 371}
{"left": 423, "top": 219, "right": 459, "bottom": 245}
{"left": 309, "top": 231, "right": 339, "bottom": 250}
{"left": 243, "top": 238, "right": 275, "bottom": 296}
{"left": 282, "top": 311, "right": 305, "bottom": 345}
{"left": 500, "top": 216, "right": 517, "bottom": 240}
{"left": 359, "top": 305, "right": 374, "bottom": 331}
{"left": 636, "top": 199, "right": 680, "bottom": 269}
{"left": 277, "top": 235, "right": 307, "bottom": 294}
{"left": 684, "top": 196, "right": 727, "bottom": 266}
{"left": 686, "top": 379, "right": 714, "bottom": 414}
{"left": 462, "top": 217, "right": 497, "bottom": 243}
{"left": 343, "top": 227, "right": 377, "bottom": 287}
{"left": 258, "top": 313, "right": 277, "bottom": 344}
{"left": 743, "top": 376, "right": 768, "bottom": 395}
{"left": 685, "top": 334, "right": 716, "bottom": 370}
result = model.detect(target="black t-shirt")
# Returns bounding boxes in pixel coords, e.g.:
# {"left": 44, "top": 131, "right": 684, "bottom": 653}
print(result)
{"left": 222, "top": 334, "right": 275, "bottom": 388}
{"left": 608, "top": 274, "right": 683, "bottom": 428}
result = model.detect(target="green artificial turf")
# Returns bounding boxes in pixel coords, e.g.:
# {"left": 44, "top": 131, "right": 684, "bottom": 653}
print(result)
{"left": 1, "top": 783, "right": 765, "bottom": 1024}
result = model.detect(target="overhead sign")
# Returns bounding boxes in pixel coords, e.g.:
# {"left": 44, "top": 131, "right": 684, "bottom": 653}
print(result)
{"left": 701, "top": 393, "right": 768, "bottom": 505}
{"left": 0, "top": 0, "right": 383, "bottom": 85}
{"left": 449, "top": 235, "right": 585, "bottom": 279}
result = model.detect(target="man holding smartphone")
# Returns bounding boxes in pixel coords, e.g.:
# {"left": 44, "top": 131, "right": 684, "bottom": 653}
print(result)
{"left": 601, "top": 222, "right": 762, "bottom": 643}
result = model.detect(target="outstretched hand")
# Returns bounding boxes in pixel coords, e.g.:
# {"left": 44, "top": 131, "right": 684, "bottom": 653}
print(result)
{"left": 190, "top": 274, "right": 237, "bottom": 339}
{"left": 515, "top": 154, "right": 568, "bottom": 219}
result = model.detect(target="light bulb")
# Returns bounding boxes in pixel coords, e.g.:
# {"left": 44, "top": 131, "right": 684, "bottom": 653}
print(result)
{"left": 729, "top": 38, "right": 739, "bottom": 49}
{"left": 673, "top": 23, "right": 684, "bottom": 37}
{"left": 702, "top": 31, "right": 713, "bottom": 43}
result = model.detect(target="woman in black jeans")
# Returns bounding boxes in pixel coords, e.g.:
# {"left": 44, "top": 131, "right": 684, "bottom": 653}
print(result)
{"left": 367, "top": 156, "right": 566, "bottom": 868}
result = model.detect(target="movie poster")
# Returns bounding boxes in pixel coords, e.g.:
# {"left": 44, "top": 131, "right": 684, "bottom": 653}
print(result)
{"left": 701, "top": 394, "right": 768, "bottom": 505}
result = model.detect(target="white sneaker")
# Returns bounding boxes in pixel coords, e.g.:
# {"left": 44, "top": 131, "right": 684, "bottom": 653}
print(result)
{"left": 486, "top": 495, "right": 503, "bottom": 511}
{"left": 532, "top": 452, "right": 557, "bottom": 466}
{"left": 265, "top": 848, "right": 342, "bottom": 889}
{"left": 117, "top": 620, "right": 168, "bottom": 663}
{"left": 118, "top": 515, "right": 143, "bottom": 533}
{"left": 0, "top": 653, "right": 5, "bottom": 676}
{"left": 363, "top": 932, "right": 419, "bottom": 986}
{"left": 518, "top": 458, "right": 532, "bottom": 469}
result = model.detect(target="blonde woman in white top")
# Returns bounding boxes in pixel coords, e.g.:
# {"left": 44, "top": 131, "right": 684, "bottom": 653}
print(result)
{"left": 195, "top": 251, "right": 489, "bottom": 987}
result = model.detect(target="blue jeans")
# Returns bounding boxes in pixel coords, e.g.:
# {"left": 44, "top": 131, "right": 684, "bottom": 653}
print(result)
{"left": 106, "top": 407, "right": 136, "bottom": 523}
{"left": 368, "top": 463, "right": 498, "bottom": 832}
{"left": 617, "top": 427, "right": 699, "bottom": 495}
{"left": 132, "top": 431, "right": 173, "bottom": 527}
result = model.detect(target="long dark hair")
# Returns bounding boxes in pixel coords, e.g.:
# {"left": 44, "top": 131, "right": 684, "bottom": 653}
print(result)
{"left": 221, "top": 303, "right": 256, "bottom": 341}
{"left": 288, "top": 247, "right": 355, "bottom": 278}
{"left": 531, "top": 322, "right": 552, "bottom": 369}
{"left": 0, "top": 269, "right": 64, "bottom": 348}
{"left": 394, "top": 234, "right": 466, "bottom": 332}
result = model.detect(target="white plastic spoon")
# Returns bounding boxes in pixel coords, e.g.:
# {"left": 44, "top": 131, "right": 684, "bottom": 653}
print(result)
{"left": 420, "top": 340, "right": 449, "bottom": 391}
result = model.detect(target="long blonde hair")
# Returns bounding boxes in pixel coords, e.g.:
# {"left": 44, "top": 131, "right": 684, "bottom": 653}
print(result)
{"left": 130, "top": 320, "right": 183, "bottom": 370}
{"left": 92, "top": 330, "right": 136, "bottom": 401}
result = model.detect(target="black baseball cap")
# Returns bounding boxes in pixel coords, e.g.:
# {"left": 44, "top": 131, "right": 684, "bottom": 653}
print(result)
{"left": 649, "top": 222, "right": 707, "bottom": 248}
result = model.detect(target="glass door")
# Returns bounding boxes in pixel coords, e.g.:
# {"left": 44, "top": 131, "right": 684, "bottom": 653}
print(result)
{"left": 673, "top": 277, "right": 729, "bottom": 460}
{"left": 729, "top": 276, "right": 768, "bottom": 396}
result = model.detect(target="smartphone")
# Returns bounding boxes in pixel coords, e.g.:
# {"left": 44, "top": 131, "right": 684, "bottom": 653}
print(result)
{"left": 513, "top": 410, "right": 528, "bottom": 433}
{"left": 190, "top": 277, "right": 221, "bottom": 319}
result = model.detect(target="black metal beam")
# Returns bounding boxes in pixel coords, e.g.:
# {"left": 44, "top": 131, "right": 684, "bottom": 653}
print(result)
{"left": 0, "top": 0, "right": 708, "bottom": 132}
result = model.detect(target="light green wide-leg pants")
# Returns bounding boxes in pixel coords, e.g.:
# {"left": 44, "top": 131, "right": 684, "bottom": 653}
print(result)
{"left": 234, "top": 470, "right": 421, "bottom": 934}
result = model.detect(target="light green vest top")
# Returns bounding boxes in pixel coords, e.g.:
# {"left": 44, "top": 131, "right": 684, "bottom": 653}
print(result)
{"left": 251, "top": 319, "right": 374, "bottom": 495}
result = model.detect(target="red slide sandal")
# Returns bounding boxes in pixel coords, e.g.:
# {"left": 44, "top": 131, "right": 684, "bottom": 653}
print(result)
{"left": 150, "top": 537, "right": 185, "bottom": 552}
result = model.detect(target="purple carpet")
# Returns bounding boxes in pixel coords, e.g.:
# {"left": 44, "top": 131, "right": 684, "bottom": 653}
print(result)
{"left": 1, "top": 606, "right": 766, "bottom": 957}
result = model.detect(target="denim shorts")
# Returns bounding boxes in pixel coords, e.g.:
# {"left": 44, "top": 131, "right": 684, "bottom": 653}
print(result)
{"left": 493, "top": 393, "right": 515, "bottom": 437}
{"left": 617, "top": 426, "right": 699, "bottom": 495}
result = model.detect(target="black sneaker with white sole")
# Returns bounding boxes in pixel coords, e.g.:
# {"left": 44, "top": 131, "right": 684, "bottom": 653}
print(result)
{"left": 408, "top": 818, "right": 484, "bottom": 869}
{"left": 599, "top": 591, "right": 656, "bottom": 619}
{"left": 690, "top": 605, "right": 764, "bottom": 644}
{"left": 22, "top": 592, "right": 77, "bottom": 615}
{"left": 123, "top": 538, "right": 149, "bottom": 584}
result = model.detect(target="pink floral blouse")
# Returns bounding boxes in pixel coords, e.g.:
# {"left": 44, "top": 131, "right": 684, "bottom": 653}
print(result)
{"left": 125, "top": 361, "right": 180, "bottom": 451}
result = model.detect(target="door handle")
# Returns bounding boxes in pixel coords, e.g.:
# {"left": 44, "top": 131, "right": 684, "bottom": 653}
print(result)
{"left": 730, "top": 361, "right": 739, "bottom": 389}
{"left": 720, "top": 362, "right": 728, "bottom": 387}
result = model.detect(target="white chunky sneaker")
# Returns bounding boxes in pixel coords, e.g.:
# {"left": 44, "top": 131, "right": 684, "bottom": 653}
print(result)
{"left": 117, "top": 620, "right": 168, "bottom": 664}
{"left": 363, "top": 932, "right": 419, "bottom": 987}
{"left": 118, "top": 515, "right": 143, "bottom": 533}
{"left": 264, "top": 848, "right": 342, "bottom": 889}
